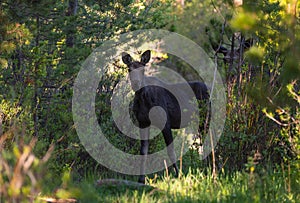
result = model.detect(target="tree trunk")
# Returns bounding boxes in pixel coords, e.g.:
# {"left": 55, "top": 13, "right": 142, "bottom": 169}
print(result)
{"left": 33, "top": 15, "right": 40, "bottom": 137}
{"left": 66, "top": 0, "right": 78, "bottom": 47}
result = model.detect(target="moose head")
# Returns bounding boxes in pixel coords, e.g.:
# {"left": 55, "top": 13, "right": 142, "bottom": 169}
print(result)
{"left": 122, "top": 50, "right": 151, "bottom": 91}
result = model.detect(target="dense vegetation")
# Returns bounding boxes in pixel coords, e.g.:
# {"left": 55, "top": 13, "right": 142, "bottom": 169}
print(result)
{"left": 0, "top": 0, "right": 299, "bottom": 202}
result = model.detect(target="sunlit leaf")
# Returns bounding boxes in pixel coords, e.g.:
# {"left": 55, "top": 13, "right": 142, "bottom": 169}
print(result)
{"left": 230, "top": 10, "right": 258, "bottom": 31}
{"left": 245, "top": 46, "right": 264, "bottom": 65}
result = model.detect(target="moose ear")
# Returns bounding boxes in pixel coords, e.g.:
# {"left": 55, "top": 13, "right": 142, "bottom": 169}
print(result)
{"left": 122, "top": 52, "right": 132, "bottom": 65}
{"left": 140, "top": 50, "right": 151, "bottom": 64}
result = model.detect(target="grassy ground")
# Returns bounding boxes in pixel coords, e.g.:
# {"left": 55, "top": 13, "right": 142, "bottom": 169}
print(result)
{"left": 50, "top": 167, "right": 300, "bottom": 203}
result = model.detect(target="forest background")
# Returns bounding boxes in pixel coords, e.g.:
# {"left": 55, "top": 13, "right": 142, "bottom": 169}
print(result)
{"left": 0, "top": 0, "right": 299, "bottom": 202}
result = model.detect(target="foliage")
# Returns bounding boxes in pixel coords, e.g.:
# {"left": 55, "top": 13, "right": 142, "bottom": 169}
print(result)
{"left": 229, "top": 0, "right": 300, "bottom": 165}
{"left": 263, "top": 81, "right": 300, "bottom": 162}
{"left": 0, "top": 0, "right": 173, "bottom": 176}
{"left": 0, "top": 0, "right": 300, "bottom": 202}
{"left": 169, "top": 0, "right": 300, "bottom": 172}
{"left": 0, "top": 126, "right": 54, "bottom": 202}
{"left": 42, "top": 167, "right": 299, "bottom": 202}
{"left": 168, "top": 0, "right": 233, "bottom": 51}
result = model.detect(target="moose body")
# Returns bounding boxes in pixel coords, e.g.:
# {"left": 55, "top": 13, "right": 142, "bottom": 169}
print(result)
{"left": 122, "top": 50, "right": 209, "bottom": 183}
{"left": 132, "top": 79, "right": 208, "bottom": 129}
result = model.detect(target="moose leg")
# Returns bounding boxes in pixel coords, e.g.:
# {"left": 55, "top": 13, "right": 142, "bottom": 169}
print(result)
{"left": 138, "top": 128, "right": 149, "bottom": 184}
{"left": 162, "top": 127, "right": 179, "bottom": 178}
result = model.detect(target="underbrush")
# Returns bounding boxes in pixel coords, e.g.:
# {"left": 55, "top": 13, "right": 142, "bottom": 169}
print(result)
{"left": 1, "top": 132, "right": 299, "bottom": 202}
{"left": 67, "top": 165, "right": 300, "bottom": 203}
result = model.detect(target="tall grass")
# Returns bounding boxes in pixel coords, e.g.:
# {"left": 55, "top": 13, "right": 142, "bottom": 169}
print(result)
{"left": 73, "top": 166, "right": 299, "bottom": 203}
{"left": 1, "top": 127, "right": 299, "bottom": 202}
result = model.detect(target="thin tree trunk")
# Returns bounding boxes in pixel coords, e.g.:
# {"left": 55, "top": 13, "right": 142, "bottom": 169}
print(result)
{"left": 66, "top": 0, "right": 78, "bottom": 47}
{"left": 229, "top": 33, "right": 235, "bottom": 74}
{"left": 33, "top": 15, "right": 40, "bottom": 137}
{"left": 237, "top": 35, "right": 244, "bottom": 116}
{"left": 0, "top": 110, "right": 3, "bottom": 136}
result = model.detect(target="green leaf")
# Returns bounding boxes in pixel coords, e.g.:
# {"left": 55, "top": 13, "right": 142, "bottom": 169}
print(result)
{"left": 230, "top": 10, "right": 258, "bottom": 32}
{"left": 245, "top": 46, "right": 264, "bottom": 65}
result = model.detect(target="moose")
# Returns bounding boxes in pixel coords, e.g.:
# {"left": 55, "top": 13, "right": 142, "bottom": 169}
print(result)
{"left": 121, "top": 50, "right": 210, "bottom": 183}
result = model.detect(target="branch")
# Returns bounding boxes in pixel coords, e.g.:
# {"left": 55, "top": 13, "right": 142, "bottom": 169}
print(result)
{"left": 96, "top": 179, "right": 156, "bottom": 189}
{"left": 210, "top": 0, "right": 226, "bottom": 22}
{"left": 263, "top": 97, "right": 289, "bottom": 127}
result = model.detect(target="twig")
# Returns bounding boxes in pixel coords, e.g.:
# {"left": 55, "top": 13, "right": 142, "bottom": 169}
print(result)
{"left": 28, "top": 196, "right": 77, "bottom": 203}
{"left": 214, "top": 20, "right": 227, "bottom": 57}
{"left": 209, "top": 129, "right": 217, "bottom": 182}
{"left": 210, "top": 0, "right": 226, "bottom": 22}
{"left": 179, "top": 140, "right": 184, "bottom": 178}
{"left": 164, "top": 159, "right": 169, "bottom": 180}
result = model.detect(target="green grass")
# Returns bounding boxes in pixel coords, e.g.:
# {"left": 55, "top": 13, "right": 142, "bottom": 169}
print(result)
{"left": 56, "top": 167, "right": 300, "bottom": 203}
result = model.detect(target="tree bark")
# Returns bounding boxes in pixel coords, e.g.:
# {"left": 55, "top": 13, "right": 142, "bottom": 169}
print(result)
{"left": 33, "top": 15, "right": 40, "bottom": 137}
{"left": 66, "top": 0, "right": 78, "bottom": 47}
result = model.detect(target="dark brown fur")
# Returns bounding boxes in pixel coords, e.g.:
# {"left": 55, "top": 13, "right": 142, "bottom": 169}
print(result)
{"left": 122, "top": 50, "right": 209, "bottom": 183}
